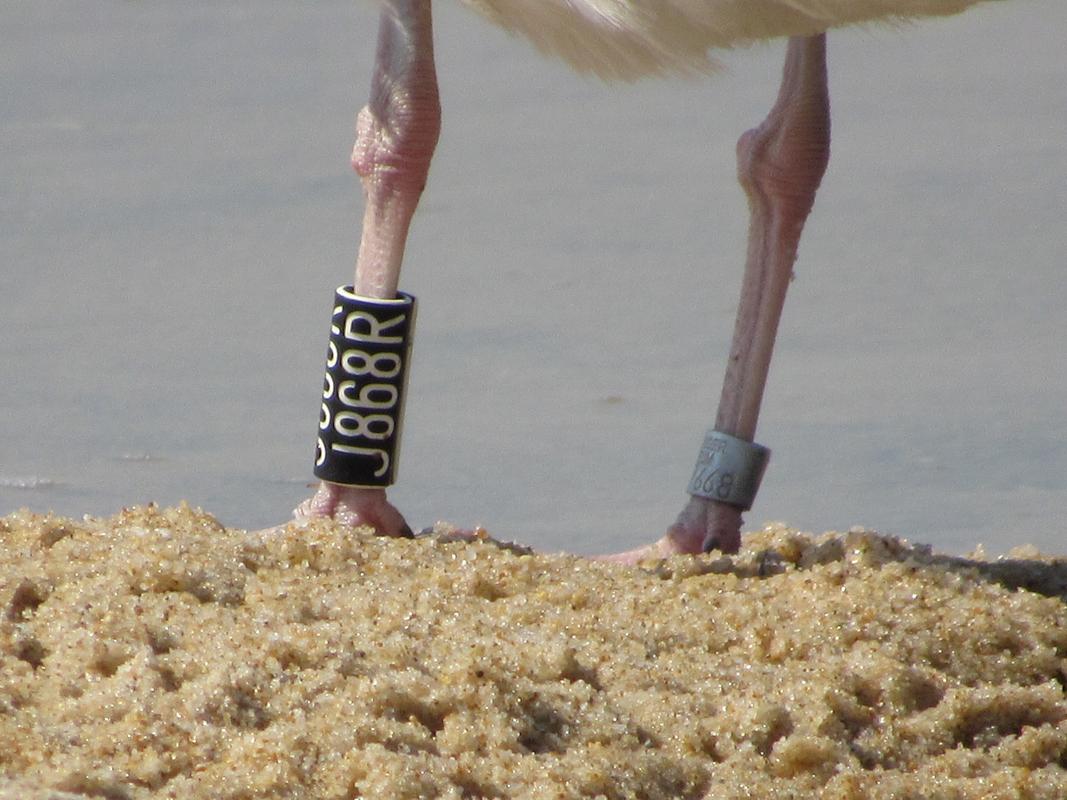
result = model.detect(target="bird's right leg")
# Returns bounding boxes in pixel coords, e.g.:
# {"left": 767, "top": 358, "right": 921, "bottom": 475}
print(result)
{"left": 294, "top": 0, "right": 441, "bottom": 537}
{"left": 603, "top": 35, "right": 830, "bottom": 562}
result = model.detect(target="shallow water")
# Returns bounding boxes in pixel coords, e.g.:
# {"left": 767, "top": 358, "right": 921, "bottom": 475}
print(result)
{"left": 3, "top": 0, "right": 1065, "bottom": 556}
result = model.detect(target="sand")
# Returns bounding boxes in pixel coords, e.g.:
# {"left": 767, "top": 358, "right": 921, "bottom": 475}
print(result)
{"left": 1, "top": 505, "right": 1065, "bottom": 800}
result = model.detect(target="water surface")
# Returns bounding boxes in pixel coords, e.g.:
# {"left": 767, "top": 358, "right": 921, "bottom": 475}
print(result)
{"left": 3, "top": 0, "right": 1064, "bottom": 555}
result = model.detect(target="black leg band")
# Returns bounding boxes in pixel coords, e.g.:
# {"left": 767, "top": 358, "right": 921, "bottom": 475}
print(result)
{"left": 313, "top": 286, "right": 416, "bottom": 487}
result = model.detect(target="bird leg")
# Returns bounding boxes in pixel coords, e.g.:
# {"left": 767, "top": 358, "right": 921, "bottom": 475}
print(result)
{"left": 295, "top": 0, "right": 441, "bottom": 537}
{"left": 603, "top": 34, "right": 830, "bottom": 562}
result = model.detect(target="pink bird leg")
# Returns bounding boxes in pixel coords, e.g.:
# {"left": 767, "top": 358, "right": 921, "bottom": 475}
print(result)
{"left": 602, "top": 35, "right": 830, "bottom": 562}
{"left": 295, "top": 0, "right": 440, "bottom": 538}
{"left": 291, "top": 23, "right": 828, "bottom": 559}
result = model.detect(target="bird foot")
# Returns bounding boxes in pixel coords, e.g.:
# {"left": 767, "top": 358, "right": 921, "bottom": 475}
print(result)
{"left": 267, "top": 483, "right": 743, "bottom": 564}
{"left": 596, "top": 496, "right": 742, "bottom": 564}
{"left": 260, "top": 490, "right": 739, "bottom": 564}
{"left": 292, "top": 482, "right": 414, "bottom": 538}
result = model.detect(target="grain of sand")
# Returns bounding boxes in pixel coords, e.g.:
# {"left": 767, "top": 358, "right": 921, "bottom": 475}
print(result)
{"left": 2, "top": 505, "right": 1066, "bottom": 799}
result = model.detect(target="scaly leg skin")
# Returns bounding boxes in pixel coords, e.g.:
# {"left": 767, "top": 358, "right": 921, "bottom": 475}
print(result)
{"left": 601, "top": 35, "right": 830, "bottom": 563}
{"left": 295, "top": 0, "right": 440, "bottom": 537}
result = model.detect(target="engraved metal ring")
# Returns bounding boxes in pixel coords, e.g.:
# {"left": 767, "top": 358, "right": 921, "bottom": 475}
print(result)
{"left": 686, "top": 430, "right": 770, "bottom": 511}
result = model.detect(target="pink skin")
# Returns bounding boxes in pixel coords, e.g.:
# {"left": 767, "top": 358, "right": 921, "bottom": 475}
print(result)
{"left": 295, "top": 18, "right": 830, "bottom": 561}
{"left": 297, "top": 0, "right": 439, "bottom": 538}
{"left": 601, "top": 35, "right": 830, "bottom": 562}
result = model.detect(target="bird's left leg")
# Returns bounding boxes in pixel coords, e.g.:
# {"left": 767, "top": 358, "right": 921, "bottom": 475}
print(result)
{"left": 294, "top": 0, "right": 441, "bottom": 537}
{"left": 603, "top": 35, "right": 830, "bottom": 562}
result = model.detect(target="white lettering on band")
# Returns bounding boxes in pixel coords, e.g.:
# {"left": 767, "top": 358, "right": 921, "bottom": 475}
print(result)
{"left": 341, "top": 349, "right": 401, "bottom": 379}
{"left": 334, "top": 411, "right": 394, "bottom": 441}
{"left": 338, "top": 381, "right": 398, "bottom": 410}
{"left": 344, "top": 311, "right": 407, "bottom": 344}
{"left": 330, "top": 444, "right": 390, "bottom": 477}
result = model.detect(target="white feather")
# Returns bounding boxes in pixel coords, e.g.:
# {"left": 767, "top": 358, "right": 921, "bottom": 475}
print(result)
{"left": 457, "top": 0, "right": 999, "bottom": 79}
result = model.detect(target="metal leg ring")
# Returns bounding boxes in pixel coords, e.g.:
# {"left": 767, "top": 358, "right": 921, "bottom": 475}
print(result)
{"left": 686, "top": 430, "right": 770, "bottom": 511}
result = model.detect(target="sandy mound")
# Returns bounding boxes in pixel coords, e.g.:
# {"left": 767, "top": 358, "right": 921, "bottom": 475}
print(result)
{"left": 2, "top": 505, "right": 1066, "bottom": 799}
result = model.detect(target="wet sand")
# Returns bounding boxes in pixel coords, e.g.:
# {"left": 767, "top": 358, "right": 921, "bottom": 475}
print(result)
{"left": 2, "top": 505, "right": 1066, "bottom": 799}
{"left": 5, "top": 1, "right": 1066, "bottom": 554}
